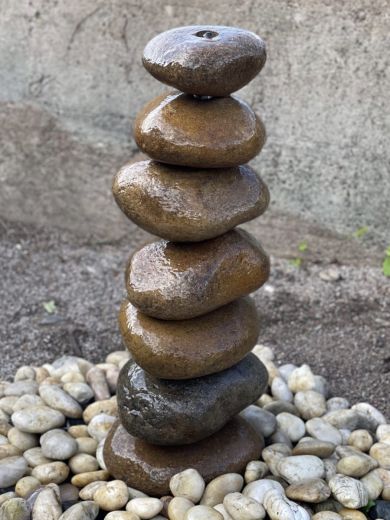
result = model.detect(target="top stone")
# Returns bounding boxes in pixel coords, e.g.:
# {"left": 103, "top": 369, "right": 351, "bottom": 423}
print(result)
{"left": 143, "top": 25, "right": 266, "bottom": 97}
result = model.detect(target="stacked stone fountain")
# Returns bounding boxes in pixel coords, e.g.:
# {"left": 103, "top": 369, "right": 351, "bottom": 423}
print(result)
{"left": 104, "top": 25, "right": 271, "bottom": 496}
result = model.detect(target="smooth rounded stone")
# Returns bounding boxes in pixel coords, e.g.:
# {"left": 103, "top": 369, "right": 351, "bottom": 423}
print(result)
{"left": 377, "top": 424, "right": 390, "bottom": 441}
{"left": 0, "top": 456, "right": 27, "bottom": 487}
{"left": 368, "top": 500, "right": 390, "bottom": 520}
{"left": 244, "top": 461, "right": 269, "bottom": 483}
{"left": 338, "top": 509, "right": 367, "bottom": 520}
{"left": 79, "top": 480, "right": 107, "bottom": 500}
{"left": 306, "top": 418, "right": 343, "bottom": 445}
{"left": 4, "top": 381, "right": 38, "bottom": 397}
{"left": 286, "top": 479, "right": 331, "bottom": 503}
{"left": 336, "top": 452, "right": 378, "bottom": 477}
{"left": 328, "top": 475, "right": 368, "bottom": 508}
{"left": 0, "top": 444, "right": 21, "bottom": 459}
{"left": 32, "top": 484, "right": 62, "bottom": 519}
{"left": 0, "top": 435, "right": 7, "bottom": 447}
{"left": 262, "top": 443, "right": 292, "bottom": 477}
{"left": 360, "top": 469, "right": 384, "bottom": 500}
{"left": 104, "top": 417, "right": 263, "bottom": 496}
{"left": 293, "top": 439, "right": 335, "bottom": 458}
{"left": 86, "top": 367, "right": 111, "bottom": 402}
{"left": 271, "top": 377, "right": 293, "bottom": 403}
{"left": 59, "top": 483, "right": 81, "bottom": 507}
{"left": 118, "top": 355, "right": 267, "bottom": 445}
{"left": 169, "top": 469, "right": 205, "bottom": 503}
{"left": 134, "top": 92, "right": 265, "bottom": 169}
{"left": 69, "top": 453, "right": 99, "bottom": 474}
{"left": 126, "top": 497, "right": 163, "bottom": 519}
{"left": 61, "top": 371, "right": 85, "bottom": 384}
{"left": 40, "top": 429, "right": 78, "bottom": 460}
{"left": 114, "top": 160, "right": 269, "bottom": 243}
{"left": 0, "top": 497, "right": 30, "bottom": 520}
{"left": 8, "top": 427, "right": 38, "bottom": 451}
{"left": 240, "top": 405, "right": 277, "bottom": 438}
{"left": 93, "top": 480, "right": 129, "bottom": 511}
{"left": 50, "top": 356, "right": 93, "bottom": 377}
{"left": 0, "top": 397, "right": 19, "bottom": 415}
{"left": 327, "top": 398, "right": 350, "bottom": 412}
{"left": 23, "top": 447, "right": 51, "bottom": 467}
{"left": 39, "top": 384, "right": 82, "bottom": 419}
{"left": 121, "top": 298, "right": 260, "bottom": 380}
{"left": 126, "top": 229, "right": 269, "bottom": 321}
{"left": 323, "top": 410, "right": 360, "bottom": 431}
{"left": 143, "top": 25, "right": 266, "bottom": 96}
{"left": 263, "top": 489, "right": 310, "bottom": 520}
{"left": 347, "top": 430, "right": 373, "bottom": 452}
{"left": 351, "top": 403, "right": 387, "bottom": 430}
{"left": 256, "top": 394, "right": 274, "bottom": 407}
{"left": 288, "top": 365, "right": 316, "bottom": 393}
{"left": 0, "top": 492, "right": 16, "bottom": 507}
{"left": 214, "top": 503, "right": 234, "bottom": 520}
{"left": 269, "top": 430, "right": 293, "bottom": 449}
{"left": 377, "top": 467, "right": 390, "bottom": 499}
{"left": 68, "top": 425, "right": 89, "bottom": 438}
{"left": 278, "top": 364, "right": 297, "bottom": 383}
{"left": 12, "top": 406, "right": 65, "bottom": 433}
{"left": 276, "top": 413, "right": 306, "bottom": 442}
{"left": 294, "top": 391, "right": 327, "bottom": 420}
{"left": 312, "top": 514, "right": 342, "bottom": 520}
{"left": 83, "top": 398, "right": 117, "bottom": 424}
{"left": 242, "top": 479, "right": 284, "bottom": 505}
{"left": 58, "top": 501, "right": 99, "bottom": 520}
{"left": 14, "top": 366, "right": 36, "bottom": 381}
{"left": 62, "top": 383, "right": 94, "bottom": 404}
{"left": 277, "top": 456, "right": 325, "bottom": 484}
{"left": 71, "top": 469, "right": 110, "bottom": 488}
{"left": 0, "top": 423, "right": 11, "bottom": 437}
{"left": 76, "top": 437, "right": 98, "bottom": 455}
{"left": 0, "top": 411, "right": 9, "bottom": 424}
{"left": 223, "top": 491, "right": 265, "bottom": 520}
{"left": 106, "top": 351, "right": 131, "bottom": 366}
{"left": 32, "top": 461, "right": 69, "bottom": 484}
{"left": 264, "top": 401, "right": 300, "bottom": 417}
{"left": 168, "top": 497, "right": 194, "bottom": 520}
{"left": 200, "top": 474, "right": 244, "bottom": 507}
{"left": 370, "top": 442, "right": 390, "bottom": 469}
{"left": 15, "top": 475, "right": 40, "bottom": 497}
{"left": 87, "top": 414, "right": 116, "bottom": 442}
{"left": 96, "top": 439, "right": 107, "bottom": 470}
{"left": 12, "top": 395, "right": 44, "bottom": 412}
{"left": 105, "top": 513, "right": 141, "bottom": 520}
{"left": 185, "top": 505, "right": 223, "bottom": 520}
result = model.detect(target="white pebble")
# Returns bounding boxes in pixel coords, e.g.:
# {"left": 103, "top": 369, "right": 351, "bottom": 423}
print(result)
{"left": 240, "top": 406, "right": 277, "bottom": 438}
{"left": 4, "top": 381, "right": 38, "bottom": 397}
{"left": 0, "top": 497, "right": 30, "bottom": 520}
{"left": 327, "top": 398, "right": 350, "bottom": 412}
{"left": 244, "top": 461, "right": 268, "bottom": 483}
{"left": 276, "top": 413, "right": 306, "bottom": 442}
{"left": 58, "top": 500, "right": 99, "bottom": 519}
{"left": 86, "top": 367, "right": 111, "bottom": 401}
{"left": 278, "top": 364, "right": 297, "bottom": 382}
{"left": 94, "top": 480, "right": 129, "bottom": 511}
{"left": 87, "top": 413, "right": 116, "bottom": 441}
{"left": 369, "top": 442, "right": 390, "bottom": 469}
{"left": 168, "top": 496, "right": 194, "bottom": 520}
{"left": 39, "top": 384, "right": 82, "bottom": 418}
{"left": 263, "top": 489, "right": 310, "bottom": 520}
{"left": 201, "top": 473, "right": 244, "bottom": 507}
{"left": 0, "top": 456, "right": 27, "bottom": 487}
{"left": 223, "top": 491, "right": 266, "bottom": 520}
{"left": 360, "top": 469, "right": 384, "bottom": 500}
{"left": 306, "top": 418, "right": 343, "bottom": 445}
{"left": 242, "top": 479, "right": 284, "bottom": 504}
{"left": 184, "top": 505, "right": 223, "bottom": 520}
{"left": 288, "top": 365, "right": 316, "bottom": 393}
{"left": 11, "top": 406, "right": 65, "bottom": 433}
{"left": 328, "top": 474, "right": 368, "bottom": 508}
{"left": 69, "top": 453, "right": 99, "bottom": 474}
{"left": 294, "top": 391, "right": 327, "bottom": 419}
{"left": 271, "top": 377, "right": 293, "bottom": 402}
{"left": 32, "top": 461, "right": 69, "bottom": 484}
{"left": 32, "top": 483, "right": 62, "bottom": 519}
{"left": 126, "top": 497, "right": 163, "bottom": 519}
{"left": 352, "top": 402, "right": 386, "bottom": 430}
{"left": 277, "top": 455, "right": 325, "bottom": 484}
{"left": 62, "top": 382, "right": 94, "bottom": 403}
{"left": 170, "top": 469, "right": 205, "bottom": 503}
{"left": 40, "top": 429, "right": 78, "bottom": 460}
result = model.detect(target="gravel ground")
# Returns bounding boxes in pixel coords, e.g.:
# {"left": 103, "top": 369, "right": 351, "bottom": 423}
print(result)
{"left": 0, "top": 218, "right": 389, "bottom": 418}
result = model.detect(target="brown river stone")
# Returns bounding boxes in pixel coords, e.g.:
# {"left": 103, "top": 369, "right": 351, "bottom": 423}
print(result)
{"left": 113, "top": 160, "right": 270, "bottom": 242}
{"left": 104, "top": 417, "right": 264, "bottom": 496}
{"left": 126, "top": 228, "right": 270, "bottom": 320}
{"left": 142, "top": 25, "right": 266, "bottom": 97}
{"left": 119, "top": 297, "right": 260, "bottom": 379}
{"left": 134, "top": 92, "right": 265, "bottom": 168}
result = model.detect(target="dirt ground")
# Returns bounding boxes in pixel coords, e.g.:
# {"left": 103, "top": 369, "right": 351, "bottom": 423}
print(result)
{"left": 1, "top": 217, "right": 389, "bottom": 418}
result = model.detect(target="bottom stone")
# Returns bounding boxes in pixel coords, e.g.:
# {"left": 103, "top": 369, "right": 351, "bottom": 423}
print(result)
{"left": 103, "top": 417, "right": 264, "bottom": 496}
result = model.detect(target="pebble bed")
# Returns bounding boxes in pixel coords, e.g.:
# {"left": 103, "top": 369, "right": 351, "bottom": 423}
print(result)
{"left": 0, "top": 346, "right": 389, "bottom": 520}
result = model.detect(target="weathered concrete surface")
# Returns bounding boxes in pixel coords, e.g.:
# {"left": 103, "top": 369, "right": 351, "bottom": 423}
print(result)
{"left": 0, "top": 0, "right": 389, "bottom": 245}
{"left": 1, "top": 219, "right": 389, "bottom": 417}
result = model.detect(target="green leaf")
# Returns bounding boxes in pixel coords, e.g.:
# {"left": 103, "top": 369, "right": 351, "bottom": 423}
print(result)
{"left": 353, "top": 226, "right": 369, "bottom": 238}
{"left": 361, "top": 499, "right": 375, "bottom": 514}
{"left": 383, "top": 256, "right": 390, "bottom": 277}
{"left": 43, "top": 300, "right": 57, "bottom": 314}
{"left": 289, "top": 257, "right": 302, "bottom": 268}
{"left": 298, "top": 241, "right": 308, "bottom": 252}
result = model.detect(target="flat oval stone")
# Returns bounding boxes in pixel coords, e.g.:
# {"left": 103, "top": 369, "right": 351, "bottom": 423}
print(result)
{"left": 104, "top": 417, "right": 264, "bottom": 496}
{"left": 134, "top": 93, "right": 265, "bottom": 168}
{"left": 119, "top": 297, "right": 260, "bottom": 379}
{"left": 126, "top": 229, "right": 269, "bottom": 320}
{"left": 143, "top": 26, "right": 266, "bottom": 97}
{"left": 117, "top": 354, "right": 267, "bottom": 445}
{"left": 113, "top": 161, "right": 269, "bottom": 242}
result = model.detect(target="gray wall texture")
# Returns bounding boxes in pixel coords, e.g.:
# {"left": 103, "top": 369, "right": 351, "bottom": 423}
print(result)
{"left": 0, "top": 0, "right": 389, "bottom": 245}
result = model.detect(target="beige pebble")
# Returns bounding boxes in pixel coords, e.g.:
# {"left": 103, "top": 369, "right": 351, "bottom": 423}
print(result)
{"left": 14, "top": 366, "right": 36, "bottom": 381}
{"left": 0, "top": 496, "right": 30, "bottom": 520}
{"left": 370, "top": 442, "right": 390, "bottom": 469}
{"left": 12, "top": 395, "right": 45, "bottom": 412}
{"left": 347, "top": 430, "right": 373, "bottom": 452}
{"left": 243, "top": 479, "right": 284, "bottom": 504}
{"left": 69, "top": 453, "right": 99, "bottom": 474}
{"left": 0, "top": 396, "right": 19, "bottom": 415}
{"left": 39, "top": 384, "right": 82, "bottom": 419}
{"left": 201, "top": 474, "right": 244, "bottom": 507}
{"left": 185, "top": 505, "right": 223, "bottom": 520}
{"left": 63, "top": 382, "right": 94, "bottom": 404}
{"left": 170, "top": 469, "right": 205, "bottom": 503}
{"left": 126, "top": 497, "right": 163, "bottom": 519}
{"left": 285, "top": 478, "right": 331, "bottom": 503}
{"left": 0, "top": 491, "right": 17, "bottom": 506}
{"left": 11, "top": 405, "right": 65, "bottom": 433}
{"left": 294, "top": 390, "right": 327, "bottom": 419}
{"left": 61, "top": 372, "right": 85, "bottom": 383}
{"left": 312, "top": 514, "right": 342, "bottom": 520}
{"left": 32, "top": 461, "right": 70, "bottom": 484}
{"left": 71, "top": 469, "right": 110, "bottom": 487}
{"left": 23, "top": 447, "right": 51, "bottom": 467}
{"left": 68, "top": 425, "right": 89, "bottom": 438}
{"left": 336, "top": 452, "right": 378, "bottom": 478}
{"left": 86, "top": 367, "right": 111, "bottom": 401}
{"left": 58, "top": 500, "right": 99, "bottom": 519}
{"left": 262, "top": 443, "right": 292, "bottom": 476}
{"left": 105, "top": 350, "right": 131, "bottom": 365}
{"left": 39, "top": 376, "right": 62, "bottom": 386}
{"left": 223, "top": 491, "right": 266, "bottom": 520}
{"left": 338, "top": 509, "right": 367, "bottom": 520}
{"left": 376, "top": 467, "right": 390, "bottom": 499}
{"left": 0, "top": 421, "right": 12, "bottom": 436}
{"left": 32, "top": 483, "right": 62, "bottom": 519}
{"left": 360, "top": 469, "right": 383, "bottom": 500}
{"left": 106, "top": 367, "right": 120, "bottom": 393}
{"left": 244, "top": 461, "right": 268, "bottom": 483}
{"left": 256, "top": 394, "right": 274, "bottom": 407}
{"left": 105, "top": 513, "right": 141, "bottom": 520}
{"left": 34, "top": 367, "right": 50, "bottom": 384}
{"left": 76, "top": 436, "right": 98, "bottom": 455}
{"left": 214, "top": 504, "right": 234, "bottom": 520}
{"left": 83, "top": 397, "right": 118, "bottom": 424}
{"left": 8, "top": 427, "right": 38, "bottom": 451}
{"left": 79, "top": 480, "right": 107, "bottom": 500}
{"left": 0, "top": 444, "right": 22, "bottom": 459}
{"left": 168, "top": 497, "right": 194, "bottom": 520}
{"left": 15, "top": 476, "right": 40, "bottom": 498}
{"left": 93, "top": 480, "right": 129, "bottom": 511}
{"left": 87, "top": 413, "right": 116, "bottom": 441}
{"left": 288, "top": 364, "right": 316, "bottom": 392}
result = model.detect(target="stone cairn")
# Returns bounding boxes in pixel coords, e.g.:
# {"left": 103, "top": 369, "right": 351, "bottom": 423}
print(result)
{"left": 104, "top": 25, "right": 271, "bottom": 496}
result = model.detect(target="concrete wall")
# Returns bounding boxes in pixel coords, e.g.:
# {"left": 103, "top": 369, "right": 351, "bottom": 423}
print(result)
{"left": 1, "top": 0, "right": 389, "bottom": 245}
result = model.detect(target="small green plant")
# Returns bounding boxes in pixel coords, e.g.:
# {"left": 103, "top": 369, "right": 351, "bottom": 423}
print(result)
{"left": 298, "top": 240, "right": 308, "bottom": 252}
{"left": 289, "top": 257, "right": 302, "bottom": 268}
{"left": 43, "top": 300, "right": 57, "bottom": 314}
{"left": 361, "top": 499, "right": 375, "bottom": 514}
{"left": 353, "top": 226, "right": 369, "bottom": 239}
{"left": 290, "top": 240, "right": 309, "bottom": 268}
{"left": 383, "top": 247, "right": 390, "bottom": 278}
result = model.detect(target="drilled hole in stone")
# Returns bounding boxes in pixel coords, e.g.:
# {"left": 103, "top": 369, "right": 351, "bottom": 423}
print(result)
{"left": 194, "top": 30, "right": 219, "bottom": 40}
